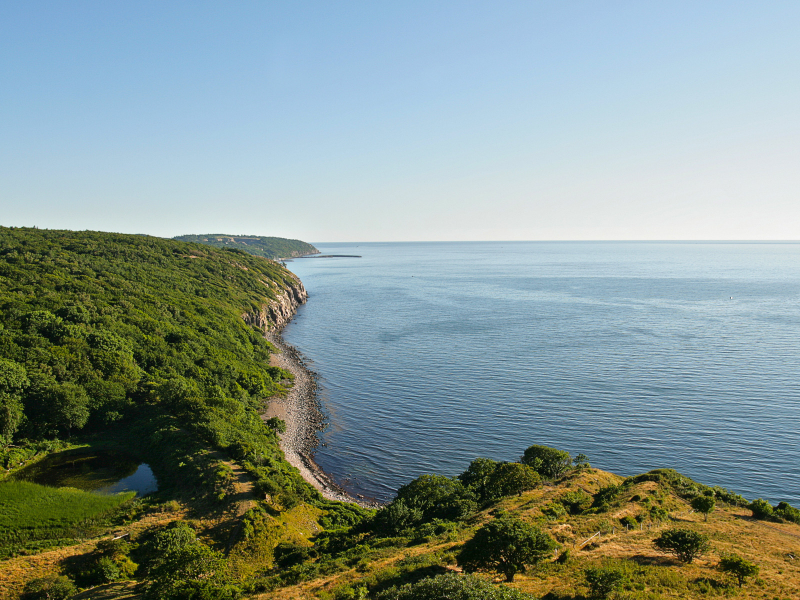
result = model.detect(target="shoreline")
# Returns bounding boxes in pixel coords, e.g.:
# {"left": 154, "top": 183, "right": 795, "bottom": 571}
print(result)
{"left": 263, "top": 329, "right": 380, "bottom": 509}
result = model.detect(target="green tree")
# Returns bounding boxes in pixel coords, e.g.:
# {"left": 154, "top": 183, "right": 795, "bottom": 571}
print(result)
{"left": 690, "top": 495, "right": 716, "bottom": 521}
{"left": 0, "top": 358, "right": 29, "bottom": 445}
{"left": 458, "top": 514, "right": 557, "bottom": 582}
{"left": 719, "top": 554, "right": 759, "bottom": 587}
{"left": 520, "top": 444, "right": 572, "bottom": 479}
{"left": 573, "top": 453, "right": 590, "bottom": 468}
{"left": 458, "top": 457, "right": 499, "bottom": 501}
{"left": 653, "top": 528, "right": 710, "bottom": 563}
{"left": 486, "top": 462, "right": 540, "bottom": 498}
{"left": 393, "top": 474, "right": 477, "bottom": 522}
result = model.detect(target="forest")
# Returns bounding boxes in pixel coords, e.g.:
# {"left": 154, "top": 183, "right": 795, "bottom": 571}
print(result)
{"left": 171, "top": 235, "right": 318, "bottom": 260}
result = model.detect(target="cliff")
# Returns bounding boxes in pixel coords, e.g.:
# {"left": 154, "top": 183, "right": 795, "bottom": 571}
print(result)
{"left": 242, "top": 275, "right": 309, "bottom": 331}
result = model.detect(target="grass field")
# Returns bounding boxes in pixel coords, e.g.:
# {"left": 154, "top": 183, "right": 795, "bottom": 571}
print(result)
{"left": 0, "top": 481, "right": 135, "bottom": 558}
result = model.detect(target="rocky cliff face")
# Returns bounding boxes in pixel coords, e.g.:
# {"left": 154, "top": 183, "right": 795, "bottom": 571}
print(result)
{"left": 242, "top": 275, "right": 308, "bottom": 331}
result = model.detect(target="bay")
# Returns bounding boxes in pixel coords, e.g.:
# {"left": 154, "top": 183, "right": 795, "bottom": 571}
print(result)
{"left": 282, "top": 241, "right": 800, "bottom": 504}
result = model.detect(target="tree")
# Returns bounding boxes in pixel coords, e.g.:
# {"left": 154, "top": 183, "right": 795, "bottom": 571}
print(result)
{"left": 458, "top": 457, "right": 499, "bottom": 501}
{"left": 0, "top": 358, "right": 29, "bottom": 445}
{"left": 690, "top": 495, "right": 716, "bottom": 521}
{"left": 573, "top": 453, "right": 590, "bottom": 468}
{"left": 486, "top": 462, "right": 540, "bottom": 498}
{"left": 458, "top": 514, "right": 557, "bottom": 582}
{"left": 520, "top": 444, "right": 572, "bottom": 479}
{"left": 21, "top": 575, "right": 77, "bottom": 600}
{"left": 653, "top": 528, "right": 710, "bottom": 563}
{"left": 393, "top": 474, "right": 477, "bottom": 522}
{"left": 584, "top": 566, "right": 628, "bottom": 599}
{"left": 719, "top": 554, "right": 759, "bottom": 588}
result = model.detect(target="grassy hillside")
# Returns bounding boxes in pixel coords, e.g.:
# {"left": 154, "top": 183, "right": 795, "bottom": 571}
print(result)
{"left": 172, "top": 234, "right": 319, "bottom": 259}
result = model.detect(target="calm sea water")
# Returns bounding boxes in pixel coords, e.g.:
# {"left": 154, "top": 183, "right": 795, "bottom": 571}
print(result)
{"left": 282, "top": 242, "right": 800, "bottom": 504}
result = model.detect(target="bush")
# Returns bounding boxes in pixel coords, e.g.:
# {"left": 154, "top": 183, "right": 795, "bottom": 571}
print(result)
{"left": 774, "top": 501, "right": 800, "bottom": 524}
{"left": 653, "top": 528, "right": 710, "bottom": 563}
{"left": 690, "top": 495, "right": 716, "bottom": 521}
{"left": 719, "top": 554, "right": 759, "bottom": 587}
{"left": 21, "top": 575, "right": 77, "bottom": 600}
{"left": 559, "top": 490, "right": 592, "bottom": 515}
{"left": 584, "top": 566, "right": 628, "bottom": 599}
{"left": 749, "top": 498, "right": 773, "bottom": 519}
{"left": 619, "top": 515, "right": 638, "bottom": 529}
{"left": 374, "top": 572, "right": 536, "bottom": 599}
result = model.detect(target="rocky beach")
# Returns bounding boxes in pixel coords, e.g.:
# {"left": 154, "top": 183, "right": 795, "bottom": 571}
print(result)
{"left": 264, "top": 329, "right": 378, "bottom": 508}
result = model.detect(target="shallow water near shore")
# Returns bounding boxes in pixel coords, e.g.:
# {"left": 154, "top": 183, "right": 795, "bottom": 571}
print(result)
{"left": 283, "top": 241, "right": 800, "bottom": 504}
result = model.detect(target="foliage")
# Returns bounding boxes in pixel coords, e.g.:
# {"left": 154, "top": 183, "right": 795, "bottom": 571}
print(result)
{"left": 457, "top": 457, "right": 499, "bottom": 501}
{"left": 141, "top": 522, "right": 239, "bottom": 599}
{"left": 374, "top": 474, "right": 476, "bottom": 534}
{"left": 573, "top": 453, "right": 590, "bottom": 468}
{"left": 265, "top": 416, "right": 287, "bottom": 434}
{"left": 625, "top": 469, "right": 749, "bottom": 507}
{"left": 457, "top": 514, "right": 557, "bottom": 582}
{"left": 584, "top": 565, "right": 628, "bottom": 599}
{"left": 373, "top": 571, "right": 536, "bottom": 600}
{"left": 172, "top": 234, "right": 318, "bottom": 259}
{"left": 774, "top": 501, "right": 800, "bottom": 524}
{"left": 0, "top": 226, "right": 317, "bottom": 515}
{"left": 749, "top": 498, "right": 773, "bottom": 519}
{"left": 559, "top": 490, "right": 593, "bottom": 515}
{"left": 486, "top": 462, "right": 540, "bottom": 498}
{"left": 690, "top": 495, "right": 716, "bottom": 521}
{"left": 719, "top": 554, "right": 759, "bottom": 587}
{"left": 21, "top": 575, "right": 77, "bottom": 600}
{"left": 520, "top": 444, "right": 572, "bottom": 479}
{"left": 653, "top": 528, "right": 711, "bottom": 563}
{"left": 592, "top": 485, "right": 621, "bottom": 510}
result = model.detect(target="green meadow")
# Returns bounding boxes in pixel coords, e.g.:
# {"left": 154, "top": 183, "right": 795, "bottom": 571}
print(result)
{"left": 0, "top": 481, "right": 134, "bottom": 558}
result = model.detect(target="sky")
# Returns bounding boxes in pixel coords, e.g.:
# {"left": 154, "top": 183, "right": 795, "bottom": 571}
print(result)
{"left": 2, "top": 1, "right": 799, "bottom": 242}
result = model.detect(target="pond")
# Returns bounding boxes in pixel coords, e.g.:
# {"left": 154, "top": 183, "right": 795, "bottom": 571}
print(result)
{"left": 13, "top": 450, "right": 158, "bottom": 496}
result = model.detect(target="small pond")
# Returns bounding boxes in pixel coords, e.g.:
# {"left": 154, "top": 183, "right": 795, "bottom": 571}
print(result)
{"left": 13, "top": 450, "right": 158, "bottom": 496}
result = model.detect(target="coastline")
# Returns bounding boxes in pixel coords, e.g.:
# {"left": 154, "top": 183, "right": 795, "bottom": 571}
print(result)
{"left": 263, "top": 329, "right": 379, "bottom": 509}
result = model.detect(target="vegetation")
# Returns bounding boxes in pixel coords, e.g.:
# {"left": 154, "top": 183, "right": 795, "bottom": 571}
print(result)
{"left": 520, "top": 444, "right": 572, "bottom": 479}
{"left": 690, "top": 494, "right": 716, "bottom": 521}
{"left": 457, "top": 514, "right": 557, "bottom": 582}
{"left": 0, "top": 481, "right": 134, "bottom": 558}
{"left": 653, "top": 528, "right": 711, "bottom": 563}
{"left": 1, "top": 227, "right": 798, "bottom": 600}
{"left": 374, "top": 572, "right": 536, "bottom": 599}
{"left": 719, "top": 554, "right": 759, "bottom": 587}
{"left": 172, "top": 234, "right": 318, "bottom": 259}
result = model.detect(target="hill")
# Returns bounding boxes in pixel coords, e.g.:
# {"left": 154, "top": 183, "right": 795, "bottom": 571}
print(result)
{"left": 1, "top": 227, "right": 799, "bottom": 600}
{"left": 172, "top": 234, "right": 319, "bottom": 260}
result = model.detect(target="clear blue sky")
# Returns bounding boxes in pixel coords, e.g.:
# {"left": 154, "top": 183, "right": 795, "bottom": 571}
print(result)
{"left": 2, "top": 1, "right": 798, "bottom": 242}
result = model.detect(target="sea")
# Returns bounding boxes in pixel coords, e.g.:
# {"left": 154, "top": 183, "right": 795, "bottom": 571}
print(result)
{"left": 281, "top": 241, "right": 800, "bottom": 505}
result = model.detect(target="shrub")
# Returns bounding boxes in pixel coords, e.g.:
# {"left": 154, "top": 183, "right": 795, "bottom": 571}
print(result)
{"left": 559, "top": 490, "right": 592, "bottom": 515}
{"left": 584, "top": 566, "right": 628, "bottom": 599}
{"left": 774, "top": 501, "right": 800, "bottom": 524}
{"left": 719, "top": 554, "right": 759, "bottom": 587}
{"left": 21, "top": 575, "right": 77, "bottom": 600}
{"left": 374, "top": 571, "right": 536, "bottom": 599}
{"left": 749, "top": 498, "right": 773, "bottom": 519}
{"left": 653, "top": 528, "right": 710, "bottom": 563}
{"left": 619, "top": 515, "right": 638, "bottom": 529}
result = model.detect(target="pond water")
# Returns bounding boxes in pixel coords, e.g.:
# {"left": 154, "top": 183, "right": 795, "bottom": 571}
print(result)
{"left": 14, "top": 450, "right": 158, "bottom": 496}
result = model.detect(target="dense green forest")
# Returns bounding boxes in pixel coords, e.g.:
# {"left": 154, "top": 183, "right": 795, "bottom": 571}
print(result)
{"left": 172, "top": 235, "right": 318, "bottom": 260}
{"left": 2, "top": 228, "right": 799, "bottom": 600}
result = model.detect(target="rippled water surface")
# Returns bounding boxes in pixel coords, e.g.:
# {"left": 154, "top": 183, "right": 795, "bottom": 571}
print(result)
{"left": 282, "top": 242, "right": 800, "bottom": 503}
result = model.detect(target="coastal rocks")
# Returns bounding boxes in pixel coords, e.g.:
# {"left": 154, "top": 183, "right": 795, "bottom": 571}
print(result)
{"left": 242, "top": 276, "right": 308, "bottom": 331}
